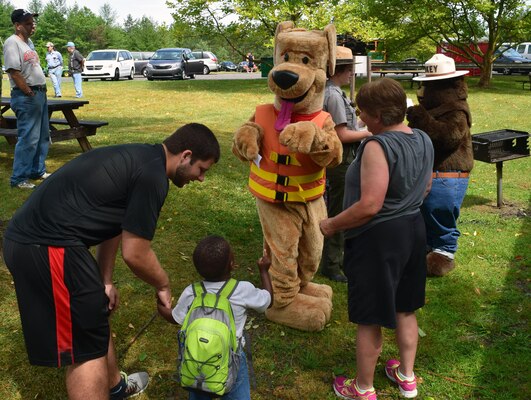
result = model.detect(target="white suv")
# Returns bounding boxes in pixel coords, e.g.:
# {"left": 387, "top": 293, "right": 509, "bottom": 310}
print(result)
{"left": 82, "top": 49, "right": 135, "bottom": 81}
{"left": 191, "top": 51, "right": 219, "bottom": 74}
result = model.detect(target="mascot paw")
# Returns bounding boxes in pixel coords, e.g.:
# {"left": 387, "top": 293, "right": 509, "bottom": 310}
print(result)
{"left": 279, "top": 121, "right": 319, "bottom": 154}
{"left": 406, "top": 105, "right": 429, "bottom": 125}
{"left": 266, "top": 293, "right": 332, "bottom": 331}
{"left": 233, "top": 122, "right": 263, "bottom": 160}
{"left": 427, "top": 252, "right": 455, "bottom": 277}
{"left": 300, "top": 282, "right": 333, "bottom": 300}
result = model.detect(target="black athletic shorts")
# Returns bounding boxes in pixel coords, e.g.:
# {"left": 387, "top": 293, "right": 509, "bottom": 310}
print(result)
{"left": 343, "top": 212, "right": 427, "bottom": 329}
{"left": 3, "top": 239, "right": 110, "bottom": 367}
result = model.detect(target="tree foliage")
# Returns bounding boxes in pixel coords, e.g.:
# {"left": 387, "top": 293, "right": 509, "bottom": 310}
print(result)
{"left": 366, "top": 0, "right": 531, "bottom": 87}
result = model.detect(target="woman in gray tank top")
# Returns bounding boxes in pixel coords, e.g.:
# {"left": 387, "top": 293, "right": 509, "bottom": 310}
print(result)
{"left": 320, "top": 78, "right": 434, "bottom": 399}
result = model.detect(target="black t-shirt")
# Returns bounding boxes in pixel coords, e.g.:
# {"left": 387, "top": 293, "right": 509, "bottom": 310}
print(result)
{"left": 5, "top": 144, "right": 169, "bottom": 247}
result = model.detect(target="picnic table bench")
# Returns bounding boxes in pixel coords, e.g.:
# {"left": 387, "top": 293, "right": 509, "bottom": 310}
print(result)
{"left": 0, "top": 97, "right": 108, "bottom": 152}
{"left": 515, "top": 73, "right": 530, "bottom": 90}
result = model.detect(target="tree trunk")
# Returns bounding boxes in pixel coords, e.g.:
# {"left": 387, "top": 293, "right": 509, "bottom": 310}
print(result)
{"left": 478, "top": 59, "right": 493, "bottom": 88}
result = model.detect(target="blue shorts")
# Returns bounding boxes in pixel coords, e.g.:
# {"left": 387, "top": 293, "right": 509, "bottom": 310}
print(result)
{"left": 3, "top": 239, "right": 109, "bottom": 367}
{"left": 343, "top": 212, "right": 427, "bottom": 329}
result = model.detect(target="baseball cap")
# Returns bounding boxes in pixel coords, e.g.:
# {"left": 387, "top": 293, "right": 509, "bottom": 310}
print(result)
{"left": 11, "top": 9, "right": 38, "bottom": 24}
{"left": 66, "top": 41, "right": 76, "bottom": 47}
{"left": 46, "top": 42, "right": 54, "bottom": 48}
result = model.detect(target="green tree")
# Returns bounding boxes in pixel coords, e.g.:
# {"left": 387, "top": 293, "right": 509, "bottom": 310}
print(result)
{"left": 366, "top": 0, "right": 531, "bottom": 87}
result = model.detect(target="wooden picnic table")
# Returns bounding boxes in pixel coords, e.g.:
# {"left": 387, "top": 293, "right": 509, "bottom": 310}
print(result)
{"left": 0, "top": 97, "right": 108, "bottom": 152}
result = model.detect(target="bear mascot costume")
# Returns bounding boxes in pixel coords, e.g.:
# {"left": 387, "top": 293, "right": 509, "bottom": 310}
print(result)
{"left": 408, "top": 54, "right": 473, "bottom": 276}
{"left": 232, "top": 21, "right": 343, "bottom": 331}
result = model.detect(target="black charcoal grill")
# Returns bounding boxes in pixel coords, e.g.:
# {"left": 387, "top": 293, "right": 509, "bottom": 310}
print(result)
{"left": 472, "top": 129, "right": 529, "bottom": 207}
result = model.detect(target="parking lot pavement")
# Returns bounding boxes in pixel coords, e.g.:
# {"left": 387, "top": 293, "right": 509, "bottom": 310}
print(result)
{"left": 194, "top": 71, "right": 263, "bottom": 80}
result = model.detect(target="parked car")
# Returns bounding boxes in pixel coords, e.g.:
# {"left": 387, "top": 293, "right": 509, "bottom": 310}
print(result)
{"left": 146, "top": 48, "right": 204, "bottom": 80}
{"left": 82, "top": 49, "right": 135, "bottom": 81}
{"left": 493, "top": 47, "right": 531, "bottom": 75}
{"left": 219, "top": 61, "right": 237, "bottom": 72}
{"left": 237, "top": 61, "right": 249, "bottom": 72}
{"left": 131, "top": 51, "right": 154, "bottom": 77}
{"left": 191, "top": 51, "right": 219, "bottom": 74}
{"left": 516, "top": 42, "right": 531, "bottom": 60}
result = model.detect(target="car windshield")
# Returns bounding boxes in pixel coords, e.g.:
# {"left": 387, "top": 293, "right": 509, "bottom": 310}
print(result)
{"left": 152, "top": 50, "right": 183, "bottom": 61}
{"left": 500, "top": 48, "right": 521, "bottom": 57}
{"left": 87, "top": 51, "right": 117, "bottom": 61}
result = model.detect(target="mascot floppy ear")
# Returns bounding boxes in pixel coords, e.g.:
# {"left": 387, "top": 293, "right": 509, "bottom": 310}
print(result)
{"left": 274, "top": 21, "right": 295, "bottom": 63}
{"left": 324, "top": 24, "right": 337, "bottom": 76}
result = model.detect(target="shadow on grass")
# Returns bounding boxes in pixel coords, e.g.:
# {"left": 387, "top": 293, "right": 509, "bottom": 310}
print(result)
{"left": 472, "top": 193, "right": 530, "bottom": 398}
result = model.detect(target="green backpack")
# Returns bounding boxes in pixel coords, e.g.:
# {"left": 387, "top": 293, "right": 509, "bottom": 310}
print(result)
{"left": 178, "top": 278, "right": 241, "bottom": 397}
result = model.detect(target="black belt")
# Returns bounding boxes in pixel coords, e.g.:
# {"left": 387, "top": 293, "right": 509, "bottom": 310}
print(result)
{"left": 48, "top": 65, "right": 61, "bottom": 69}
{"left": 13, "top": 85, "right": 47, "bottom": 92}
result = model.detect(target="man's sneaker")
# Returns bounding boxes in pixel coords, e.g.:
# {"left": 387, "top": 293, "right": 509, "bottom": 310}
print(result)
{"left": 333, "top": 376, "right": 377, "bottom": 399}
{"left": 38, "top": 172, "right": 52, "bottom": 180}
{"left": 122, "top": 371, "right": 149, "bottom": 398}
{"left": 13, "top": 181, "right": 35, "bottom": 189}
{"left": 385, "top": 359, "right": 417, "bottom": 398}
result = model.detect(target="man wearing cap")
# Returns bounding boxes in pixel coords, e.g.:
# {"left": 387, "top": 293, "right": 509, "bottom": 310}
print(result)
{"left": 408, "top": 54, "right": 473, "bottom": 276}
{"left": 319, "top": 46, "right": 372, "bottom": 282}
{"left": 3, "top": 9, "right": 50, "bottom": 189}
{"left": 66, "top": 41, "right": 84, "bottom": 98}
{"left": 45, "top": 42, "right": 63, "bottom": 97}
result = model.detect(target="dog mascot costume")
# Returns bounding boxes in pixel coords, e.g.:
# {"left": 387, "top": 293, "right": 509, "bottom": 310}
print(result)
{"left": 232, "top": 22, "right": 342, "bottom": 331}
{"left": 408, "top": 54, "right": 473, "bottom": 277}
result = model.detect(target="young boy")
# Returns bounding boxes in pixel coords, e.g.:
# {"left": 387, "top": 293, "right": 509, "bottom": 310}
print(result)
{"left": 157, "top": 235, "right": 273, "bottom": 400}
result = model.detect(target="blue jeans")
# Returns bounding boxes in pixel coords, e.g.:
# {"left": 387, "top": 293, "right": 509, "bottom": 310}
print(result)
{"left": 421, "top": 176, "right": 469, "bottom": 254}
{"left": 72, "top": 72, "right": 82, "bottom": 97}
{"left": 189, "top": 351, "right": 250, "bottom": 400}
{"left": 10, "top": 89, "right": 50, "bottom": 186}
{"left": 49, "top": 67, "right": 62, "bottom": 96}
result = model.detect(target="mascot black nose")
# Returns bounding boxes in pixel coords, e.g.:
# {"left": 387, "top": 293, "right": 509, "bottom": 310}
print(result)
{"left": 272, "top": 70, "right": 299, "bottom": 90}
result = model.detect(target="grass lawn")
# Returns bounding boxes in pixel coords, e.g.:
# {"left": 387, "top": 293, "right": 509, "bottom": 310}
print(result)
{"left": 0, "top": 74, "right": 529, "bottom": 399}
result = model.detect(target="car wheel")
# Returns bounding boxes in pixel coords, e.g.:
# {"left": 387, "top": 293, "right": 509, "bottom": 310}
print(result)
{"left": 189, "top": 74, "right": 195, "bottom": 79}
{"left": 141, "top": 67, "right": 147, "bottom": 77}
{"left": 113, "top": 68, "right": 120, "bottom": 81}
{"left": 177, "top": 69, "right": 185, "bottom": 80}
{"left": 203, "top": 65, "right": 210, "bottom": 75}
{"left": 503, "top": 67, "right": 512, "bottom": 75}
{"left": 147, "top": 76, "right": 154, "bottom": 81}
{"left": 128, "top": 68, "right": 134, "bottom": 80}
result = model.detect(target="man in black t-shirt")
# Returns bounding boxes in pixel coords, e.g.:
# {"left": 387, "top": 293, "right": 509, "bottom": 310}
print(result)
{"left": 3, "top": 123, "right": 220, "bottom": 399}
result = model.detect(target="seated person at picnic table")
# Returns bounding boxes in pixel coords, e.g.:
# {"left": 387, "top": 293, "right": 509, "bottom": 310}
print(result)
{"left": 157, "top": 235, "right": 273, "bottom": 400}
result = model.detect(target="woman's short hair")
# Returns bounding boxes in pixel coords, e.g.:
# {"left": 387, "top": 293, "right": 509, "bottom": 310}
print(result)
{"left": 355, "top": 78, "right": 407, "bottom": 126}
{"left": 193, "top": 235, "right": 232, "bottom": 281}
{"left": 163, "top": 123, "right": 220, "bottom": 164}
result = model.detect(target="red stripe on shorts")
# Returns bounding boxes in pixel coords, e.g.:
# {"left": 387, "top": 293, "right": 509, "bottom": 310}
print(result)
{"left": 49, "top": 247, "right": 74, "bottom": 366}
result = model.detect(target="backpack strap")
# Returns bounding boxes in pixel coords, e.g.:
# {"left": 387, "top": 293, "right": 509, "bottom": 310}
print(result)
{"left": 217, "top": 278, "right": 239, "bottom": 300}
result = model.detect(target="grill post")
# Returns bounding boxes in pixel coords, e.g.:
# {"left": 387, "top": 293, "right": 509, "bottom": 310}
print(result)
{"left": 496, "top": 161, "right": 503, "bottom": 208}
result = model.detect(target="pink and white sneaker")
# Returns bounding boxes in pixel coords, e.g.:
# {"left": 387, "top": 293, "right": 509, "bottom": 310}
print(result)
{"left": 385, "top": 359, "right": 418, "bottom": 398}
{"left": 332, "top": 376, "right": 377, "bottom": 400}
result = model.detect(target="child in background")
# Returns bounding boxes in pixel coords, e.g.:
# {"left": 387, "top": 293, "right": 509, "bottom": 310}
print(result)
{"left": 158, "top": 235, "right": 273, "bottom": 400}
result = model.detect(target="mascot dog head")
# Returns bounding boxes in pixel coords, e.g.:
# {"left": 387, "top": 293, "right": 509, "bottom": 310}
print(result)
{"left": 269, "top": 21, "right": 336, "bottom": 117}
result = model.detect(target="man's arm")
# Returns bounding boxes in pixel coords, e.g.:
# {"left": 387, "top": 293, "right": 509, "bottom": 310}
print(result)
{"left": 97, "top": 235, "right": 122, "bottom": 311}
{"left": 121, "top": 230, "right": 172, "bottom": 309}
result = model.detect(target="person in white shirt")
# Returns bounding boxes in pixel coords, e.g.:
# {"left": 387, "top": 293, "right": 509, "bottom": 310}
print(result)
{"left": 158, "top": 235, "right": 273, "bottom": 400}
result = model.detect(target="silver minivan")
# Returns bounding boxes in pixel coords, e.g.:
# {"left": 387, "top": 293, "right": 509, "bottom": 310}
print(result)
{"left": 516, "top": 42, "right": 531, "bottom": 60}
{"left": 82, "top": 49, "right": 135, "bottom": 81}
{"left": 146, "top": 48, "right": 204, "bottom": 80}
{"left": 192, "top": 51, "right": 219, "bottom": 74}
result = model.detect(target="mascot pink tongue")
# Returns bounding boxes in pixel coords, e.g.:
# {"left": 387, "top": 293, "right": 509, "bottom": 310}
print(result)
{"left": 274, "top": 100, "right": 294, "bottom": 131}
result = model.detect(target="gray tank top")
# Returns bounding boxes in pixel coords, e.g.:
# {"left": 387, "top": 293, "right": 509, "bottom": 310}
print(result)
{"left": 343, "top": 128, "right": 434, "bottom": 239}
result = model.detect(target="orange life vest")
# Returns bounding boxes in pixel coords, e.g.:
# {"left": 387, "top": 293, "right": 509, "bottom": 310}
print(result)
{"left": 248, "top": 104, "right": 329, "bottom": 203}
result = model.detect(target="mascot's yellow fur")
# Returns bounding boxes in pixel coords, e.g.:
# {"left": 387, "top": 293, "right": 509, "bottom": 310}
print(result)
{"left": 232, "top": 21, "right": 342, "bottom": 331}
